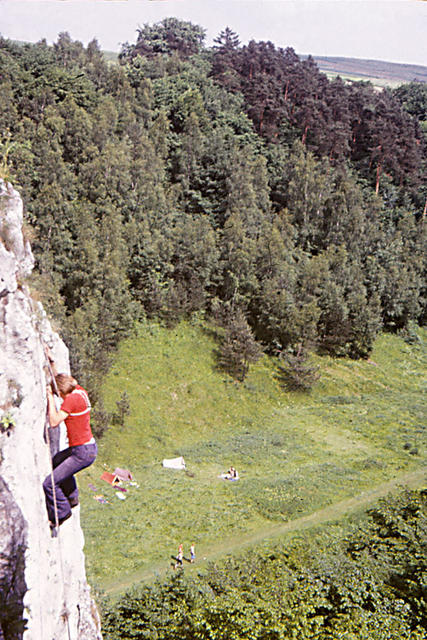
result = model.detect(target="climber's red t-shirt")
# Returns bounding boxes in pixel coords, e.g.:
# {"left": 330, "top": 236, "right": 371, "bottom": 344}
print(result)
{"left": 60, "top": 385, "right": 93, "bottom": 446}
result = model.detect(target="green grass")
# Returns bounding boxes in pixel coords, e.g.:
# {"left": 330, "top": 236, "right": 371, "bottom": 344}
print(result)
{"left": 310, "top": 55, "right": 427, "bottom": 86}
{"left": 79, "top": 321, "right": 426, "bottom": 593}
{"left": 322, "top": 71, "right": 402, "bottom": 89}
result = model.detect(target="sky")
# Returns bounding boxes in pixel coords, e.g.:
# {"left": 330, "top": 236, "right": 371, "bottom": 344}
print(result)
{"left": 0, "top": 0, "right": 426, "bottom": 67}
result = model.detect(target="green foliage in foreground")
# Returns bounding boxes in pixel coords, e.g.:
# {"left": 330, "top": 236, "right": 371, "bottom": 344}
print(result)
{"left": 79, "top": 322, "right": 426, "bottom": 591}
{"left": 101, "top": 489, "right": 427, "bottom": 639}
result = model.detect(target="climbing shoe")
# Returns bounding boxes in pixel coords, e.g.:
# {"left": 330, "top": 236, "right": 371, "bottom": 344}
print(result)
{"left": 49, "top": 511, "right": 72, "bottom": 530}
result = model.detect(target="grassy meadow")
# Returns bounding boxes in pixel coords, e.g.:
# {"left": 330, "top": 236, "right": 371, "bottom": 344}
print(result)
{"left": 322, "top": 72, "right": 402, "bottom": 90}
{"left": 79, "top": 321, "right": 426, "bottom": 594}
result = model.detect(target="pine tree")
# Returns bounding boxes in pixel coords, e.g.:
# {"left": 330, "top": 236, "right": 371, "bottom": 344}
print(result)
{"left": 217, "top": 309, "right": 263, "bottom": 381}
{"left": 277, "top": 344, "right": 320, "bottom": 391}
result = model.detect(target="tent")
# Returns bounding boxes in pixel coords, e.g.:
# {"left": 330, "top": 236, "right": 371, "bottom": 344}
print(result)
{"left": 114, "top": 468, "right": 133, "bottom": 482}
{"left": 101, "top": 471, "right": 121, "bottom": 485}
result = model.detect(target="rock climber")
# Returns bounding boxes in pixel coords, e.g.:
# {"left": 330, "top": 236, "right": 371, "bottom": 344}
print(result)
{"left": 44, "top": 372, "right": 97, "bottom": 529}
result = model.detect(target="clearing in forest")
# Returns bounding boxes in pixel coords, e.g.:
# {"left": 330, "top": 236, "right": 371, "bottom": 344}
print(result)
{"left": 79, "top": 322, "right": 426, "bottom": 594}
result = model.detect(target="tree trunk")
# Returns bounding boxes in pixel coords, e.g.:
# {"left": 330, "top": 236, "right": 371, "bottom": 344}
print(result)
{"left": 375, "top": 161, "right": 382, "bottom": 195}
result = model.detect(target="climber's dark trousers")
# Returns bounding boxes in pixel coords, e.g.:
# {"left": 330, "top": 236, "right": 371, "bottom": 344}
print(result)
{"left": 43, "top": 443, "right": 97, "bottom": 524}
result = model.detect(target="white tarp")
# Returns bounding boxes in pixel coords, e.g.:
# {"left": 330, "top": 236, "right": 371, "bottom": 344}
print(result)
{"left": 162, "top": 456, "right": 186, "bottom": 470}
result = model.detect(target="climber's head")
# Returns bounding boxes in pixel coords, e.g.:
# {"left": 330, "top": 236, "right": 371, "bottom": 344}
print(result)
{"left": 55, "top": 374, "right": 78, "bottom": 398}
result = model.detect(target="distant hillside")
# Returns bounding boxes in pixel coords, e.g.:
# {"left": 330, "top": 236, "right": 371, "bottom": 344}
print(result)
{"left": 102, "top": 49, "right": 119, "bottom": 63}
{"left": 307, "top": 55, "right": 427, "bottom": 86}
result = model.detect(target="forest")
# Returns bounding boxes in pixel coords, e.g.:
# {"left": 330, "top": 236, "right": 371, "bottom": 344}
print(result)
{"left": 0, "top": 17, "right": 426, "bottom": 423}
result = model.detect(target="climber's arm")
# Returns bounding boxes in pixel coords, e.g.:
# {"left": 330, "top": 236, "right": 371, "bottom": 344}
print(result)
{"left": 47, "top": 389, "right": 68, "bottom": 427}
{"left": 45, "top": 347, "right": 58, "bottom": 376}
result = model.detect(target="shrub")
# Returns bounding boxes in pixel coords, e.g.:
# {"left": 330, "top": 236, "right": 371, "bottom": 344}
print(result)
{"left": 276, "top": 344, "right": 320, "bottom": 391}
{"left": 0, "top": 412, "right": 15, "bottom": 434}
{"left": 216, "top": 310, "right": 263, "bottom": 382}
{"left": 111, "top": 391, "right": 130, "bottom": 429}
{"left": 91, "top": 399, "right": 111, "bottom": 439}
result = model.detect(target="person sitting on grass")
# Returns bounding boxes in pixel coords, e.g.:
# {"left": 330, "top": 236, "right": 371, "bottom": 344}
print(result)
{"left": 218, "top": 466, "right": 240, "bottom": 480}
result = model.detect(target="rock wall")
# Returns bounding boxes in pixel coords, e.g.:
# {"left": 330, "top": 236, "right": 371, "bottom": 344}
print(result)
{"left": 0, "top": 180, "right": 102, "bottom": 640}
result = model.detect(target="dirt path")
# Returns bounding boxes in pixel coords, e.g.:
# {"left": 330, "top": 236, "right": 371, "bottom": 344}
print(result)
{"left": 104, "top": 467, "right": 426, "bottom": 596}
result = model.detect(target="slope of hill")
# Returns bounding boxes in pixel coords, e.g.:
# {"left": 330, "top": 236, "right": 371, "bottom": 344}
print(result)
{"left": 79, "top": 321, "right": 426, "bottom": 594}
{"left": 308, "top": 55, "right": 427, "bottom": 86}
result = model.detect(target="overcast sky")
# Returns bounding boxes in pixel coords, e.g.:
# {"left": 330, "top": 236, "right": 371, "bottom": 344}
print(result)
{"left": 1, "top": 0, "right": 426, "bottom": 67}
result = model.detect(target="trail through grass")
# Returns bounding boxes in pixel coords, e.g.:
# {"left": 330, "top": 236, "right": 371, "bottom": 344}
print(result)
{"left": 103, "top": 466, "right": 425, "bottom": 596}
{"left": 79, "top": 321, "right": 426, "bottom": 594}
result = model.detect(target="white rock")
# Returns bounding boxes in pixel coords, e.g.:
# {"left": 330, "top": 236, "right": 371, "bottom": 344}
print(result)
{"left": 0, "top": 180, "right": 102, "bottom": 640}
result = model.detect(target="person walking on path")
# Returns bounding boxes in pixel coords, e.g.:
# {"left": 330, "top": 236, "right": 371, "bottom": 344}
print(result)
{"left": 174, "top": 543, "right": 184, "bottom": 569}
{"left": 44, "top": 373, "right": 97, "bottom": 528}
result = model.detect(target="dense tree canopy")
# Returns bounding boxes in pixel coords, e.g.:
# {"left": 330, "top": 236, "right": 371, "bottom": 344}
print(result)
{"left": 0, "top": 22, "right": 425, "bottom": 404}
{"left": 120, "top": 18, "right": 206, "bottom": 61}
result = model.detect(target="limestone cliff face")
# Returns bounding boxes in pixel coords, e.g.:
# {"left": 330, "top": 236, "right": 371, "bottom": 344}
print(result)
{"left": 0, "top": 180, "right": 102, "bottom": 640}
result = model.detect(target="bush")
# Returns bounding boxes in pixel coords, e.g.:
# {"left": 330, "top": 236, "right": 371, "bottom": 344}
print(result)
{"left": 276, "top": 344, "right": 320, "bottom": 391}
{"left": 216, "top": 310, "right": 263, "bottom": 381}
{"left": 91, "top": 400, "right": 111, "bottom": 439}
{"left": 111, "top": 391, "right": 130, "bottom": 429}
